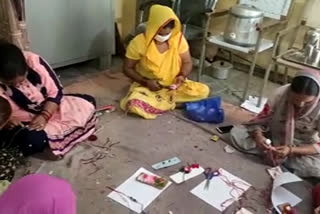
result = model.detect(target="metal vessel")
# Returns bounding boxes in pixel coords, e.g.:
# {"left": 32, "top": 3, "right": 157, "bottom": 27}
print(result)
{"left": 304, "top": 44, "right": 314, "bottom": 59}
{"left": 211, "top": 60, "right": 233, "bottom": 80}
{"left": 308, "top": 48, "right": 320, "bottom": 66}
{"left": 224, "top": 4, "right": 263, "bottom": 47}
{"left": 304, "top": 28, "right": 320, "bottom": 49}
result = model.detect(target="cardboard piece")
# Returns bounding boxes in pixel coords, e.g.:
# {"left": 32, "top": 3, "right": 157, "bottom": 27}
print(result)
{"left": 170, "top": 167, "right": 204, "bottom": 184}
{"left": 190, "top": 168, "right": 251, "bottom": 212}
{"left": 267, "top": 166, "right": 283, "bottom": 179}
{"left": 236, "top": 208, "right": 254, "bottom": 214}
{"left": 107, "top": 168, "right": 171, "bottom": 214}
{"left": 271, "top": 172, "right": 302, "bottom": 214}
{"left": 152, "top": 157, "right": 181, "bottom": 170}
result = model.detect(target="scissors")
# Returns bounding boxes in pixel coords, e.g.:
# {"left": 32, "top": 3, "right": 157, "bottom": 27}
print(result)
{"left": 203, "top": 168, "right": 220, "bottom": 190}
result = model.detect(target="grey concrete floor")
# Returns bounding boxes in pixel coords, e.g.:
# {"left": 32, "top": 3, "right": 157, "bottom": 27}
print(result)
{"left": 14, "top": 58, "right": 313, "bottom": 214}
{"left": 56, "top": 58, "right": 280, "bottom": 105}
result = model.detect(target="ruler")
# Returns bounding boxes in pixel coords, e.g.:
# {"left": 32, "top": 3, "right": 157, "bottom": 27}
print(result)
{"left": 152, "top": 157, "right": 181, "bottom": 170}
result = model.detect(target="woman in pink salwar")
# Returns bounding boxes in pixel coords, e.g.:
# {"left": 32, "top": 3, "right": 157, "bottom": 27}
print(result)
{"left": 0, "top": 42, "right": 96, "bottom": 157}
{"left": 0, "top": 174, "right": 76, "bottom": 214}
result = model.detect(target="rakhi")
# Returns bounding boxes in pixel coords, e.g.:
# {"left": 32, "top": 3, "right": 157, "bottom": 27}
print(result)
{"left": 180, "top": 163, "right": 200, "bottom": 173}
{"left": 106, "top": 186, "right": 146, "bottom": 214}
{"left": 179, "top": 163, "right": 200, "bottom": 183}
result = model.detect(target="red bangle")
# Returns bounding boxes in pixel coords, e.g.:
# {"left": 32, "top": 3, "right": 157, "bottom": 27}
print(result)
{"left": 40, "top": 113, "right": 49, "bottom": 121}
{"left": 40, "top": 111, "right": 52, "bottom": 121}
{"left": 42, "top": 112, "right": 51, "bottom": 119}
{"left": 42, "top": 110, "right": 51, "bottom": 116}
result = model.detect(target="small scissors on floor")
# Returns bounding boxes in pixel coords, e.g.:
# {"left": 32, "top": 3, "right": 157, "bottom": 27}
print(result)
{"left": 203, "top": 168, "right": 220, "bottom": 190}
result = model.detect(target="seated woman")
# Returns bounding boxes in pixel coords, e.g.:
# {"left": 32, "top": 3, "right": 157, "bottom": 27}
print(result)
{"left": 0, "top": 174, "right": 76, "bottom": 214}
{"left": 121, "top": 5, "right": 209, "bottom": 119}
{"left": 231, "top": 69, "right": 320, "bottom": 178}
{"left": 0, "top": 42, "right": 96, "bottom": 158}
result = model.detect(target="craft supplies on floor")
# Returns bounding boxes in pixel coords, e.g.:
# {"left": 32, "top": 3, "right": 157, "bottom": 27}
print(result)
{"left": 211, "top": 135, "right": 219, "bottom": 142}
{"left": 170, "top": 166, "right": 204, "bottom": 184}
{"left": 271, "top": 172, "right": 302, "bottom": 214}
{"left": 95, "top": 104, "right": 116, "bottom": 117}
{"left": 107, "top": 168, "right": 171, "bottom": 214}
{"left": 236, "top": 208, "right": 254, "bottom": 214}
{"left": 203, "top": 168, "right": 220, "bottom": 190}
{"left": 152, "top": 157, "right": 181, "bottom": 170}
{"left": 136, "top": 173, "right": 168, "bottom": 190}
{"left": 190, "top": 168, "right": 251, "bottom": 212}
{"left": 224, "top": 145, "right": 236, "bottom": 153}
{"left": 241, "top": 96, "right": 268, "bottom": 114}
{"left": 96, "top": 104, "right": 116, "bottom": 113}
{"left": 278, "top": 203, "right": 297, "bottom": 214}
{"left": 267, "top": 166, "right": 284, "bottom": 179}
{"left": 88, "top": 134, "right": 98, "bottom": 141}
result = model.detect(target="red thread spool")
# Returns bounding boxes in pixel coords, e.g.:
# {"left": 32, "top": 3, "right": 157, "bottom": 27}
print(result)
{"left": 282, "top": 205, "right": 296, "bottom": 214}
{"left": 88, "top": 135, "right": 98, "bottom": 141}
{"left": 191, "top": 164, "right": 200, "bottom": 168}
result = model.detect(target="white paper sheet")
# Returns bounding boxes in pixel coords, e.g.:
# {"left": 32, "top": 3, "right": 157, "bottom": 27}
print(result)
{"left": 190, "top": 168, "right": 251, "bottom": 212}
{"left": 241, "top": 96, "right": 268, "bottom": 114}
{"left": 267, "top": 166, "right": 283, "bottom": 179}
{"left": 236, "top": 208, "right": 254, "bottom": 214}
{"left": 170, "top": 167, "right": 204, "bottom": 184}
{"left": 107, "top": 168, "right": 172, "bottom": 214}
{"left": 271, "top": 172, "right": 302, "bottom": 213}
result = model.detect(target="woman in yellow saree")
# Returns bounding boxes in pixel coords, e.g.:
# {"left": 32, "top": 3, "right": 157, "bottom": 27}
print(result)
{"left": 121, "top": 5, "right": 210, "bottom": 119}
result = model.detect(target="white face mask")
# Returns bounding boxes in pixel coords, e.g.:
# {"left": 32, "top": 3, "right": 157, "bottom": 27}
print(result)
{"left": 154, "top": 33, "right": 172, "bottom": 43}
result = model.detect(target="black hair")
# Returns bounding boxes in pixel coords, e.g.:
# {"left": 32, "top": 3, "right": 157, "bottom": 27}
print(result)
{"left": 0, "top": 97, "right": 12, "bottom": 127}
{"left": 0, "top": 41, "right": 27, "bottom": 81}
{"left": 291, "top": 76, "right": 319, "bottom": 96}
{"left": 163, "top": 20, "right": 175, "bottom": 29}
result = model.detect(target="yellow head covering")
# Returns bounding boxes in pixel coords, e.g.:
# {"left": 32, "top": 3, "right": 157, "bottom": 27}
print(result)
{"left": 145, "top": 5, "right": 182, "bottom": 47}
{"left": 126, "top": 4, "right": 186, "bottom": 86}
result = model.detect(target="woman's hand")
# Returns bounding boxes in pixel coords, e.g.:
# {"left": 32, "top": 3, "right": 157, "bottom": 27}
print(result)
{"left": 273, "top": 145, "right": 291, "bottom": 158}
{"left": 174, "top": 75, "right": 185, "bottom": 89}
{"left": 29, "top": 115, "right": 47, "bottom": 131}
{"left": 146, "top": 80, "right": 162, "bottom": 91}
{"left": 252, "top": 131, "right": 270, "bottom": 151}
{"left": 6, "top": 117, "right": 24, "bottom": 129}
{"left": 255, "top": 136, "right": 271, "bottom": 151}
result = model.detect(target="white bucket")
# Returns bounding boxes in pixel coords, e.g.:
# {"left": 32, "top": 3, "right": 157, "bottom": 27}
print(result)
{"left": 211, "top": 60, "right": 233, "bottom": 80}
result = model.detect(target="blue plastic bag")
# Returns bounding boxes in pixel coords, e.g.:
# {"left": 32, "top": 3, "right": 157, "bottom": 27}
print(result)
{"left": 185, "top": 97, "right": 224, "bottom": 123}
